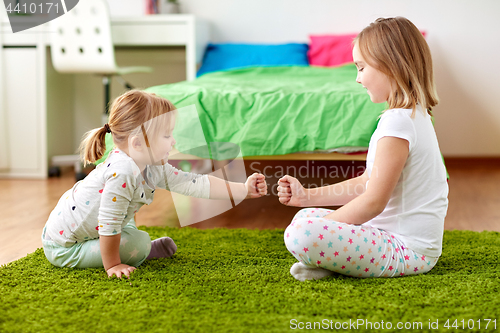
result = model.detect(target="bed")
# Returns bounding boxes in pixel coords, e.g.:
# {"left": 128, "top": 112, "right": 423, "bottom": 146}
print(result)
{"left": 140, "top": 40, "right": 385, "bottom": 162}
{"left": 97, "top": 40, "right": 384, "bottom": 165}
{"left": 145, "top": 63, "right": 384, "bottom": 162}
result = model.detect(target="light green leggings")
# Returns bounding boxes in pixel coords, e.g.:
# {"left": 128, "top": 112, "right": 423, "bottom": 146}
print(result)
{"left": 41, "top": 220, "right": 151, "bottom": 268}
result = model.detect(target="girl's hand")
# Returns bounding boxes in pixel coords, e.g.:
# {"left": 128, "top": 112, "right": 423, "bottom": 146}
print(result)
{"left": 106, "top": 263, "right": 136, "bottom": 279}
{"left": 277, "top": 175, "right": 307, "bottom": 207}
{"left": 245, "top": 173, "right": 268, "bottom": 198}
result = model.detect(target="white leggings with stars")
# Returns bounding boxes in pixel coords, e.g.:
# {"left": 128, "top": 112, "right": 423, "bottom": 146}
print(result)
{"left": 284, "top": 208, "right": 439, "bottom": 278}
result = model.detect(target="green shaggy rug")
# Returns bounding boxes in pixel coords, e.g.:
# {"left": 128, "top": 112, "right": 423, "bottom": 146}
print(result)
{"left": 1, "top": 228, "right": 499, "bottom": 333}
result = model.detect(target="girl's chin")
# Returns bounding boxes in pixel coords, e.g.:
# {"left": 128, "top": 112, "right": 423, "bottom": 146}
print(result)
{"left": 368, "top": 94, "right": 385, "bottom": 104}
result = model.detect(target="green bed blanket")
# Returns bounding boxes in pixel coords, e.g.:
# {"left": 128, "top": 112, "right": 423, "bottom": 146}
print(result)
{"left": 143, "top": 64, "right": 385, "bottom": 159}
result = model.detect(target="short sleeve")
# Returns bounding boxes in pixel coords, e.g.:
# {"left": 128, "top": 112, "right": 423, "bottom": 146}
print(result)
{"left": 154, "top": 164, "right": 210, "bottom": 199}
{"left": 98, "top": 160, "right": 137, "bottom": 236}
{"left": 377, "top": 110, "right": 417, "bottom": 151}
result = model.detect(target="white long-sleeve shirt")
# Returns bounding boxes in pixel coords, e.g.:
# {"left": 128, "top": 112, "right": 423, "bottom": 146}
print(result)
{"left": 45, "top": 147, "right": 210, "bottom": 247}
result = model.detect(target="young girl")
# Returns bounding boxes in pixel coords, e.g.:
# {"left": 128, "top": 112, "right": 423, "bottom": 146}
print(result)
{"left": 278, "top": 17, "right": 448, "bottom": 280}
{"left": 42, "top": 90, "right": 267, "bottom": 279}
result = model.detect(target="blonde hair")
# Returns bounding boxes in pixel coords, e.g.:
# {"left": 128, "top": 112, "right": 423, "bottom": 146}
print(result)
{"left": 354, "top": 17, "right": 439, "bottom": 116}
{"left": 79, "top": 90, "right": 176, "bottom": 165}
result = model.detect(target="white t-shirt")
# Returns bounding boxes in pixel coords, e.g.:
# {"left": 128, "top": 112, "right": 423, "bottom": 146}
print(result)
{"left": 363, "top": 106, "right": 449, "bottom": 257}
{"left": 45, "top": 148, "right": 210, "bottom": 247}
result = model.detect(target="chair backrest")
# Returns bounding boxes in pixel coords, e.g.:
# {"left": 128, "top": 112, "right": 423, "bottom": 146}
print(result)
{"left": 50, "top": 0, "right": 117, "bottom": 74}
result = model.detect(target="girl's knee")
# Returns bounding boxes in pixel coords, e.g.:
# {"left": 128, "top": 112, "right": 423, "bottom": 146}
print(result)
{"left": 284, "top": 218, "right": 316, "bottom": 249}
{"left": 137, "top": 230, "right": 152, "bottom": 245}
{"left": 292, "top": 208, "right": 313, "bottom": 220}
{"left": 122, "top": 228, "right": 151, "bottom": 244}
{"left": 120, "top": 229, "right": 151, "bottom": 266}
{"left": 292, "top": 208, "right": 335, "bottom": 221}
{"left": 285, "top": 217, "right": 307, "bottom": 237}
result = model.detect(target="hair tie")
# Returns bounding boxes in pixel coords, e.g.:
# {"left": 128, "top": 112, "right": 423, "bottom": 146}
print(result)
{"left": 103, "top": 123, "right": 111, "bottom": 134}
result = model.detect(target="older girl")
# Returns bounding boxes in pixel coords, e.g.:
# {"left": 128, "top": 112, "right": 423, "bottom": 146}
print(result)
{"left": 278, "top": 17, "right": 448, "bottom": 280}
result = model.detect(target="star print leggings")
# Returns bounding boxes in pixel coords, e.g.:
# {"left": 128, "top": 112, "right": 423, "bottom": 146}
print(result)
{"left": 41, "top": 219, "right": 151, "bottom": 268}
{"left": 284, "top": 208, "right": 439, "bottom": 278}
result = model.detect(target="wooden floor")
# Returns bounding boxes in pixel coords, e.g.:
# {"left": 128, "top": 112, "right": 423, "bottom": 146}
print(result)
{"left": 1, "top": 158, "right": 499, "bottom": 266}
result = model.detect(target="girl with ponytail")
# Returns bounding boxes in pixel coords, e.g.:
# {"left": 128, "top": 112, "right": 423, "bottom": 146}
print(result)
{"left": 42, "top": 90, "right": 267, "bottom": 278}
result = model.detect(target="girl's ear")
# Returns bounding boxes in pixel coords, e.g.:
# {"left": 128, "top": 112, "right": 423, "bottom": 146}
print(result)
{"left": 129, "top": 136, "right": 143, "bottom": 151}
{"left": 390, "top": 77, "right": 398, "bottom": 95}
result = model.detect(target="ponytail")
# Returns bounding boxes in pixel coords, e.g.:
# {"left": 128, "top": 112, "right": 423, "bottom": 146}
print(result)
{"left": 78, "top": 90, "right": 176, "bottom": 166}
{"left": 79, "top": 126, "right": 109, "bottom": 166}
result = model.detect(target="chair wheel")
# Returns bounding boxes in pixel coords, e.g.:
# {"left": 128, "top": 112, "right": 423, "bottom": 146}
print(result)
{"left": 48, "top": 166, "right": 61, "bottom": 177}
{"left": 75, "top": 172, "right": 87, "bottom": 182}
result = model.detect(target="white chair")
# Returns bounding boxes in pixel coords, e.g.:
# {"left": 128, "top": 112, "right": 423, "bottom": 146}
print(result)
{"left": 49, "top": 0, "right": 152, "bottom": 180}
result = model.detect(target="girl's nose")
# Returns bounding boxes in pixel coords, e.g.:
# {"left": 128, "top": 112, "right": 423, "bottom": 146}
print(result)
{"left": 356, "top": 74, "right": 362, "bottom": 84}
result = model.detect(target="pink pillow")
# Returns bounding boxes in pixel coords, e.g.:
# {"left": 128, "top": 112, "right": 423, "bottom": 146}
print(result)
{"left": 307, "top": 33, "right": 358, "bottom": 67}
{"left": 308, "top": 31, "right": 427, "bottom": 67}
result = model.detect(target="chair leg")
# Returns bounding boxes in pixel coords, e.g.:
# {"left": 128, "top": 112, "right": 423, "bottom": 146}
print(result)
{"left": 102, "top": 75, "right": 111, "bottom": 125}
{"left": 116, "top": 76, "right": 134, "bottom": 90}
{"left": 102, "top": 75, "right": 135, "bottom": 125}
{"left": 50, "top": 154, "right": 85, "bottom": 181}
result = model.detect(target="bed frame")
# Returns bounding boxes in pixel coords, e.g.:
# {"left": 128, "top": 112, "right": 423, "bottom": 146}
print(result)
{"left": 168, "top": 148, "right": 367, "bottom": 161}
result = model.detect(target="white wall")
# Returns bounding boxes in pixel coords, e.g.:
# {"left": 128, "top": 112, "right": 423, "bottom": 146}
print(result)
{"left": 107, "top": 0, "right": 500, "bottom": 157}
{"left": 70, "top": 47, "right": 186, "bottom": 149}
